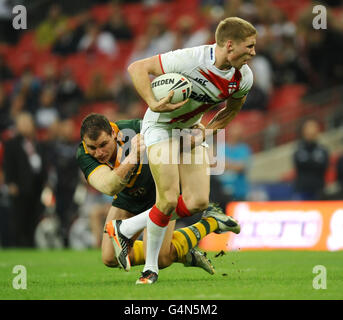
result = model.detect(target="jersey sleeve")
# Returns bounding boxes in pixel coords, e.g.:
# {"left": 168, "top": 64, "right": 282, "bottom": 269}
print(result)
{"left": 231, "top": 65, "right": 254, "bottom": 99}
{"left": 159, "top": 47, "right": 199, "bottom": 74}
{"left": 115, "top": 119, "right": 142, "bottom": 133}
{"left": 76, "top": 143, "right": 105, "bottom": 181}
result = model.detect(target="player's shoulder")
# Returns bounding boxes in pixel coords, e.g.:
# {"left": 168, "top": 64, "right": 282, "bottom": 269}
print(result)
{"left": 76, "top": 141, "right": 104, "bottom": 180}
{"left": 183, "top": 44, "right": 213, "bottom": 61}
{"left": 76, "top": 141, "right": 86, "bottom": 160}
{"left": 231, "top": 64, "right": 254, "bottom": 98}
{"left": 76, "top": 141, "right": 93, "bottom": 166}
{"left": 238, "top": 64, "right": 254, "bottom": 89}
{"left": 185, "top": 43, "right": 212, "bottom": 54}
{"left": 163, "top": 44, "right": 212, "bottom": 66}
{"left": 113, "top": 119, "right": 142, "bottom": 133}
{"left": 239, "top": 64, "right": 253, "bottom": 80}
{"left": 76, "top": 141, "right": 95, "bottom": 163}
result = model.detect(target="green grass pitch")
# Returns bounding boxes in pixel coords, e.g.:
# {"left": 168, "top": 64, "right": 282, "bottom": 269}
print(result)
{"left": 0, "top": 249, "right": 342, "bottom": 300}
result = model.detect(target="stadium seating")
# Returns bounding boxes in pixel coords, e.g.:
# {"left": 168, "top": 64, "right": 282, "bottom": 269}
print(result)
{"left": 272, "top": 0, "right": 311, "bottom": 21}
{"left": 0, "top": 0, "right": 329, "bottom": 153}
{"left": 267, "top": 84, "right": 307, "bottom": 110}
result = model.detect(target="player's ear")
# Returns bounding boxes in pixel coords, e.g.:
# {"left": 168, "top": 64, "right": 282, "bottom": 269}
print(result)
{"left": 226, "top": 40, "right": 234, "bottom": 52}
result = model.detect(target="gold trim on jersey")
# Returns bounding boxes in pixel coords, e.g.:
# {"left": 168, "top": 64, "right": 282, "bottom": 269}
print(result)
{"left": 110, "top": 122, "right": 125, "bottom": 146}
{"left": 82, "top": 141, "right": 89, "bottom": 154}
{"left": 113, "top": 145, "right": 123, "bottom": 169}
{"left": 110, "top": 121, "right": 142, "bottom": 188}
{"left": 126, "top": 163, "right": 143, "bottom": 188}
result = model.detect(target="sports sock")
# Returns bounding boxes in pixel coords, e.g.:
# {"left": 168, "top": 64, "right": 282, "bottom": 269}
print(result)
{"left": 119, "top": 209, "right": 150, "bottom": 239}
{"left": 116, "top": 194, "right": 190, "bottom": 239}
{"left": 171, "top": 216, "right": 218, "bottom": 262}
{"left": 131, "top": 240, "right": 145, "bottom": 266}
{"left": 175, "top": 195, "right": 192, "bottom": 218}
{"left": 143, "top": 205, "right": 171, "bottom": 274}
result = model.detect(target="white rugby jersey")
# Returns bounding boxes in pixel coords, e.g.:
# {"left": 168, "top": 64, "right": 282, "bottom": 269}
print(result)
{"left": 143, "top": 44, "right": 253, "bottom": 128}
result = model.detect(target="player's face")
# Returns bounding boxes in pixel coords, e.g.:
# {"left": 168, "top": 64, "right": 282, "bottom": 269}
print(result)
{"left": 84, "top": 130, "right": 116, "bottom": 164}
{"left": 228, "top": 35, "right": 256, "bottom": 69}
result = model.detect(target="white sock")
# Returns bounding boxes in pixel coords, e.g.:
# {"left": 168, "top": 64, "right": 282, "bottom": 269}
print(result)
{"left": 143, "top": 218, "right": 167, "bottom": 274}
{"left": 119, "top": 209, "right": 150, "bottom": 239}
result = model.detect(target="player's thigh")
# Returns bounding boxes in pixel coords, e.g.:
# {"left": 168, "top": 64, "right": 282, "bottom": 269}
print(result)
{"left": 179, "top": 144, "right": 210, "bottom": 211}
{"left": 101, "top": 206, "right": 134, "bottom": 264}
{"left": 143, "top": 220, "right": 176, "bottom": 258}
{"left": 148, "top": 139, "right": 180, "bottom": 208}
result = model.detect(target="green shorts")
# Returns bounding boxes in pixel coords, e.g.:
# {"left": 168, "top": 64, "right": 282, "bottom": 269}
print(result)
{"left": 112, "top": 191, "right": 156, "bottom": 215}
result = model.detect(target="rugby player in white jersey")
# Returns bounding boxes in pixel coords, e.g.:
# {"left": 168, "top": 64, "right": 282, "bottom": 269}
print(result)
{"left": 126, "top": 17, "right": 256, "bottom": 284}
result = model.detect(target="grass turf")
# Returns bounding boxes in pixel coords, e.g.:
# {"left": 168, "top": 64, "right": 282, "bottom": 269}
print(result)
{"left": 0, "top": 249, "right": 342, "bottom": 300}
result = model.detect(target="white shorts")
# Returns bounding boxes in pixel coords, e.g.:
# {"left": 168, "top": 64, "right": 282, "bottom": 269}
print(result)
{"left": 141, "top": 121, "right": 208, "bottom": 148}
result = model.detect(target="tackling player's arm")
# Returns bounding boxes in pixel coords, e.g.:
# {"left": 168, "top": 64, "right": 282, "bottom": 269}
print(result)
{"left": 87, "top": 134, "right": 144, "bottom": 196}
{"left": 127, "top": 55, "right": 188, "bottom": 113}
{"left": 88, "top": 159, "right": 137, "bottom": 196}
{"left": 206, "top": 96, "right": 246, "bottom": 132}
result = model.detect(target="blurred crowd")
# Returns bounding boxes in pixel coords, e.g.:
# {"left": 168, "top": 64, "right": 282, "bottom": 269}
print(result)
{"left": 0, "top": 0, "right": 343, "bottom": 248}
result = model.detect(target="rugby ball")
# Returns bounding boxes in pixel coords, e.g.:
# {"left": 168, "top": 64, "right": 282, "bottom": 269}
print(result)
{"left": 151, "top": 73, "right": 192, "bottom": 104}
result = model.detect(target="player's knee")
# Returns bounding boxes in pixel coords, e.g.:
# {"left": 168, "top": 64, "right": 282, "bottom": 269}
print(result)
{"left": 102, "top": 254, "right": 119, "bottom": 268}
{"left": 158, "top": 253, "right": 173, "bottom": 269}
{"left": 157, "top": 192, "right": 179, "bottom": 214}
{"left": 102, "top": 259, "right": 118, "bottom": 268}
{"left": 186, "top": 198, "right": 209, "bottom": 213}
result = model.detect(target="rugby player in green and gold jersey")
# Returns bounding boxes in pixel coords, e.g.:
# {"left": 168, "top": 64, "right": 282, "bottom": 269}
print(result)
{"left": 77, "top": 113, "right": 240, "bottom": 282}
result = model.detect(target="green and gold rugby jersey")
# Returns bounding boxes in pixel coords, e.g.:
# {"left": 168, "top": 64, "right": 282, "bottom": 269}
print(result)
{"left": 76, "top": 119, "right": 156, "bottom": 215}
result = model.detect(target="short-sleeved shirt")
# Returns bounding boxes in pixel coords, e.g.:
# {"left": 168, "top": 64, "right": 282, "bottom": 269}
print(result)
{"left": 142, "top": 44, "right": 254, "bottom": 128}
{"left": 76, "top": 119, "right": 156, "bottom": 215}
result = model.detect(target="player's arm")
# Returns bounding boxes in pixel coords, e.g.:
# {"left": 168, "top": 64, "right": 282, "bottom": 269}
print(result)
{"left": 88, "top": 134, "right": 144, "bottom": 196}
{"left": 88, "top": 161, "right": 136, "bottom": 196}
{"left": 189, "top": 95, "right": 247, "bottom": 149}
{"left": 206, "top": 96, "right": 246, "bottom": 132}
{"left": 127, "top": 55, "right": 187, "bottom": 113}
